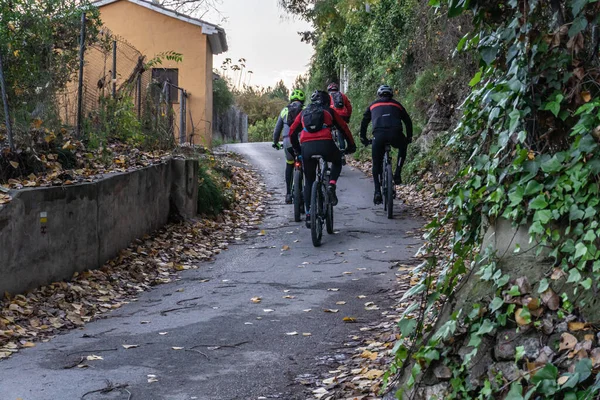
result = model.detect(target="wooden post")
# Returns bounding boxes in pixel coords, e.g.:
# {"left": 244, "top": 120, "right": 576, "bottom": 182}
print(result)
{"left": 179, "top": 90, "right": 186, "bottom": 144}
{"left": 112, "top": 40, "right": 117, "bottom": 98}
{"left": 0, "top": 53, "right": 14, "bottom": 151}
{"left": 76, "top": 12, "right": 86, "bottom": 137}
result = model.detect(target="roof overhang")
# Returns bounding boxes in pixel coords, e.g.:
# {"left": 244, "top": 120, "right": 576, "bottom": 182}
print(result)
{"left": 93, "top": 0, "right": 228, "bottom": 54}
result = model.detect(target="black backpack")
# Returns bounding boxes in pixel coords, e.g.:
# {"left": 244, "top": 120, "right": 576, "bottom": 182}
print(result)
{"left": 286, "top": 102, "right": 303, "bottom": 126}
{"left": 330, "top": 91, "right": 344, "bottom": 109}
{"left": 302, "top": 103, "right": 326, "bottom": 133}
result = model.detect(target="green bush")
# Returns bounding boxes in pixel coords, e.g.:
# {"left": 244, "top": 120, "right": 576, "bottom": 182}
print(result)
{"left": 248, "top": 117, "right": 278, "bottom": 143}
{"left": 197, "top": 163, "right": 228, "bottom": 216}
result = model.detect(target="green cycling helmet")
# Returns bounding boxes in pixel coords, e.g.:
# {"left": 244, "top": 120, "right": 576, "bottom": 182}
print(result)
{"left": 289, "top": 89, "right": 306, "bottom": 102}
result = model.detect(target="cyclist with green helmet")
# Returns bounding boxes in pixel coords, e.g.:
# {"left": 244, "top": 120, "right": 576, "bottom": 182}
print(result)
{"left": 273, "top": 89, "right": 306, "bottom": 204}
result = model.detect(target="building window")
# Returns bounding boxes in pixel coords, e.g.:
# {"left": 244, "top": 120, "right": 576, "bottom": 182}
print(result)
{"left": 152, "top": 68, "right": 179, "bottom": 103}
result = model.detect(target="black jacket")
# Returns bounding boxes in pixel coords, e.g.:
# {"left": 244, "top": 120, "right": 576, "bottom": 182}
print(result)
{"left": 360, "top": 97, "right": 413, "bottom": 141}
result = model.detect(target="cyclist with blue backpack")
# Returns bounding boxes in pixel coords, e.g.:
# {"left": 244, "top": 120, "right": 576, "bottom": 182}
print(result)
{"left": 360, "top": 85, "right": 413, "bottom": 205}
{"left": 289, "top": 90, "right": 357, "bottom": 227}
{"left": 273, "top": 89, "right": 306, "bottom": 204}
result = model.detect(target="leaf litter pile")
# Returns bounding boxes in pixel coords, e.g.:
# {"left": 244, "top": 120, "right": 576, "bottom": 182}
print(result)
{"left": 0, "top": 133, "right": 187, "bottom": 205}
{"left": 0, "top": 153, "right": 267, "bottom": 360}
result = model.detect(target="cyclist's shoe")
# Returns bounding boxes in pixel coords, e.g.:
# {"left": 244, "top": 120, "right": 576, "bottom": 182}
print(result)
{"left": 374, "top": 191, "right": 383, "bottom": 205}
{"left": 305, "top": 213, "right": 311, "bottom": 228}
{"left": 328, "top": 184, "right": 339, "bottom": 206}
{"left": 393, "top": 172, "right": 402, "bottom": 185}
{"left": 285, "top": 194, "right": 293, "bottom": 204}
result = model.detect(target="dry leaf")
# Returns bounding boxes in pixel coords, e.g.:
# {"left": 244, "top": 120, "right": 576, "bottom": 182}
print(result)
{"left": 336, "top": 301, "right": 346, "bottom": 305}
{"left": 364, "top": 369, "right": 384, "bottom": 380}
{"left": 303, "top": 309, "right": 311, "bottom": 312}
{"left": 283, "top": 295, "right": 296, "bottom": 299}
{"left": 281, "top": 245, "right": 290, "bottom": 251}
{"left": 581, "top": 91, "right": 592, "bottom": 103}
{"left": 122, "top": 344, "right": 139, "bottom": 349}
{"left": 559, "top": 333, "right": 578, "bottom": 351}
{"left": 343, "top": 317, "right": 357, "bottom": 323}
{"left": 250, "top": 297, "right": 262, "bottom": 303}
{"left": 558, "top": 375, "right": 569, "bottom": 385}
{"left": 515, "top": 308, "right": 530, "bottom": 326}
{"left": 324, "top": 309, "right": 339, "bottom": 313}
{"left": 551, "top": 268, "right": 566, "bottom": 280}
{"left": 357, "top": 295, "right": 366, "bottom": 299}
{"left": 302, "top": 333, "right": 312, "bottom": 336}
{"left": 541, "top": 288, "right": 560, "bottom": 311}
{"left": 86, "top": 355, "right": 103, "bottom": 361}
{"left": 147, "top": 374, "right": 158, "bottom": 383}
{"left": 21, "top": 342, "right": 35, "bottom": 348}
{"left": 263, "top": 309, "right": 274, "bottom": 313}
{"left": 328, "top": 288, "right": 340, "bottom": 292}
{"left": 9, "top": 161, "right": 18, "bottom": 169}
{"left": 361, "top": 350, "right": 378, "bottom": 361}
{"left": 285, "top": 332, "right": 298, "bottom": 336}
{"left": 172, "top": 347, "right": 184, "bottom": 350}
{"left": 568, "top": 322, "right": 588, "bottom": 332}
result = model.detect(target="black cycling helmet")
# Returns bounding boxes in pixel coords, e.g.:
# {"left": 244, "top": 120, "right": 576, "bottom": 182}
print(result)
{"left": 327, "top": 82, "right": 339, "bottom": 92}
{"left": 377, "top": 84, "right": 393, "bottom": 98}
{"left": 310, "top": 90, "right": 330, "bottom": 105}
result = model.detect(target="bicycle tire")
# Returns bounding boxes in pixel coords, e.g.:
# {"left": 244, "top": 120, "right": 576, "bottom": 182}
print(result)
{"left": 311, "top": 181, "right": 323, "bottom": 247}
{"left": 293, "top": 169, "right": 302, "bottom": 222}
{"left": 325, "top": 185, "right": 334, "bottom": 234}
{"left": 385, "top": 162, "right": 394, "bottom": 219}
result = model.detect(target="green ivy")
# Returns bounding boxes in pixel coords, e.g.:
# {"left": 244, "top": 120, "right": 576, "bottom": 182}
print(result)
{"left": 387, "top": 0, "right": 600, "bottom": 398}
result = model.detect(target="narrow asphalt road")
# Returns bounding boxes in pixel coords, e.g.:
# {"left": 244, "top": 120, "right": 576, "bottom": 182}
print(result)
{"left": 0, "top": 142, "right": 422, "bottom": 400}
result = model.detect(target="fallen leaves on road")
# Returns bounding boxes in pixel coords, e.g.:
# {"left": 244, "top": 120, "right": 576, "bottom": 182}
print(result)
{"left": 0, "top": 153, "right": 267, "bottom": 360}
{"left": 251, "top": 297, "right": 262, "bottom": 303}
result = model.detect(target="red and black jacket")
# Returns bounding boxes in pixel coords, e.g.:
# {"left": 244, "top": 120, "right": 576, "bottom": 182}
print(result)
{"left": 360, "top": 98, "right": 413, "bottom": 141}
{"left": 289, "top": 106, "right": 355, "bottom": 152}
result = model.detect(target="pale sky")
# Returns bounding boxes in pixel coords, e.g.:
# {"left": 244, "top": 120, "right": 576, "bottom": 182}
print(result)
{"left": 205, "top": 0, "right": 314, "bottom": 89}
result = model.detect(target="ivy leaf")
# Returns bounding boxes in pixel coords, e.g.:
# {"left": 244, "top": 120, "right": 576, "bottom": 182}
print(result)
{"left": 398, "top": 318, "right": 418, "bottom": 337}
{"left": 490, "top": 297, "right": 504, "bottom": 312}
{"left": 543, "top": 101, "right": 561, "bottom": 117}
{"left": 457, "top": 34, "right": 469, "bottom": 51}
{"left": 569, "top": 17, "right": 588, "bottom": 38}
{"left": 508, "top": 186, "right": 524, "bottom": 205}
{"left": 478, "top": 319, "right": 495, "bottom": 335}
{"left": 532, "top": 363, "right": 558, "bottom": 383}
{"left": 524, "top": 180, "right": 544, "bottom": 196}
{"left": 469, "top": 71, "right": 482, "bottom": 87}
{"left": 534, "top": 210, "right": 553, "bottom": 224}
{"left": 578, "top": 134, "right": 598, "bottom": 153}
{"left": 529, "top": 195, "right": 548, "bottom": 210}
{"left": 504, "top": 382, "right": 524, "bottom": 400}
{"left": 538, "top": 278, "right": 549, "bottom": 293}
{"left": 575, "top": 358, "right": 592, "bottom": 382}
{"left": 567, "top": 268, "right": 582, "bottom": 283}
{"left": 541, "top": 155, "right": 563, "bottom": 173}
{"left": 574, "top": 242, "right": 588, "bottom": 259}
{"left": 480, "top": 46, "right": 497, "bottom": 65}
{"left": 515, "top": 345, "right": 525, "bottom": 361}
{"left": 572, "top": 0, "right": 589, "bottom": 16}
{"left": 428, "top": 0, "right": 441, "bottom": 6}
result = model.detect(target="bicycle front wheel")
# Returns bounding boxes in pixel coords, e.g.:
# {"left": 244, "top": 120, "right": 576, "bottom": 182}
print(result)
{"left": 385, "top": 161, "right": 394, "bottom": 219}
{"left": 293, "top": 169, "right": 303, "bottom": 222}
{"left": 311, "top": 181, "right": 323, "bottom": 247}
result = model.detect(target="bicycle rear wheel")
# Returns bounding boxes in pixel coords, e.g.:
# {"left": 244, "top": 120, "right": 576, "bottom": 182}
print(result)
{"left": 311, "top": 181, "right": 323, "bottom": 247}
{"left": 385, "top": 161, "right": 394, "bottom": 219}
{"left": 325, "top": 184, "right": 334, "bottom": 234}
{"left": 293, "top": 169, "right": 302, "bottom": 222}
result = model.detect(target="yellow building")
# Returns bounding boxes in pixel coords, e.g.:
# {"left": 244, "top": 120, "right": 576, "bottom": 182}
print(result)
{"left": 94, "top": 0, "right": 227, "bottom": 146}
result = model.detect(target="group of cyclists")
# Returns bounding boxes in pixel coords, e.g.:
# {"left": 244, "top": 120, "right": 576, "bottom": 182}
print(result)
{"left": 272, "top": 82, "right": 413, "bottom": 228}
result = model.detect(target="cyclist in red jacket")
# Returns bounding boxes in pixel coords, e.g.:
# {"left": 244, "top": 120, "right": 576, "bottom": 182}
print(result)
{"left": 327, "top": 82, "right": 353, "bottom": 165}
{"left": 290, "top": 90, "right": 357, "bottom": 227}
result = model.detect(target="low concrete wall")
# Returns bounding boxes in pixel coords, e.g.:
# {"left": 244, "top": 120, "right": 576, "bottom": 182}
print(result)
{"left": 0, "top": 158, "right": 198, "bottom": 296}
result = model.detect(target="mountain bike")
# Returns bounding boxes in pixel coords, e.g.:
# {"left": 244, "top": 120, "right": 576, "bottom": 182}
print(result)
{"left": 292, "top": 156, "right": 305, "bottom": 222}
{"left": 381, "top": 143, "right": 395, "bottom": 219}
{"left": 310, "top": 155, "right": 334, "bottom": 247}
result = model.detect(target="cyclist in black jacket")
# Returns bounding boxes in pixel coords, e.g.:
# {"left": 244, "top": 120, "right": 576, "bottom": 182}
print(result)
{"left": 360, "top": 85, "right": 413, "bottom": 205}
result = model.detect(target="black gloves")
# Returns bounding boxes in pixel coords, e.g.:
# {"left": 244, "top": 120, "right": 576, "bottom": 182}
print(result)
{"left": 346, "top": 143, "right": 357, "bottom": 154}
{"left": 272, "top": 143, "right": 281, "bottom": 150}
{"left": 360, "top": 137, "right": 371, "bottom": 146}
